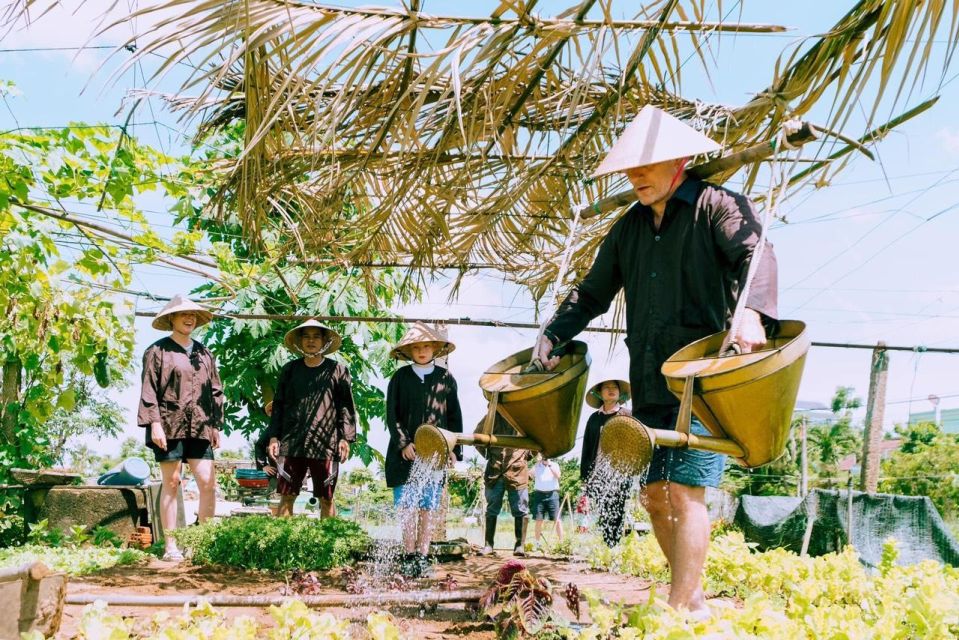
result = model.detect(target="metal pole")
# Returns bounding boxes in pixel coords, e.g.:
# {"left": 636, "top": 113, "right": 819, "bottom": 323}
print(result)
{"left": 66, "top": 589, "right": 486, "bottom": 608}
{"left": 846, "top": 474, "right": 855, "bottom": 548}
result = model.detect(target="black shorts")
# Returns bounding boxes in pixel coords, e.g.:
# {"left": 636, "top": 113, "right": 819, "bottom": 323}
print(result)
{"left": 151, "top": 438, "right": 214, "bottom": 463}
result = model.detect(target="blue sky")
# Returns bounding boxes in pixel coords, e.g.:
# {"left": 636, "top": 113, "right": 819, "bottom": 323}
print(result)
{"left": 2, "top": 1, "right": 958, "bottom": 469}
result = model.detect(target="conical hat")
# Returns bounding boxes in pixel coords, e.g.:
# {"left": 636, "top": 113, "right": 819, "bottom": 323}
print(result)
{"left": 284, "top": 319, "right": 343, "bottom": 356}
{"left": 586, "top": 379, "right": 631, "bottom": 409}
{"left": 592, "top": 105, "right": 721, "bottom": 178}
{"left": 151, "top": 294, "right": 214, "bottom": 331}
{"left": 390, "top": 322, "right": 456, "bottom": 361}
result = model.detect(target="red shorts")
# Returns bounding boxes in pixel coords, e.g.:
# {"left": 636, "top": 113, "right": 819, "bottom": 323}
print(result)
{"left": 276, "top": 457, "right": 337, "bottom": 500}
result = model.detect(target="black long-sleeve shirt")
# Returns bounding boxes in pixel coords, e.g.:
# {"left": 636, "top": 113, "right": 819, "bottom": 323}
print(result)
{"left": 546, "top": 177, "right": 778, "bottom": 409}
{"left": 269, "top": 358, "right": 357, "bottom": 459}
{"left": 580, "top": 407, "right": 632, "bottom": 480}
{"left": 384, "top": 365, "right": 463, "bottom": 487}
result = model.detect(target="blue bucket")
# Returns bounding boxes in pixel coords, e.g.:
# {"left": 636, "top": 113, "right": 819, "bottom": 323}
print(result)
{"left": 98, "top": 457, "right": 152, "bottom": 486}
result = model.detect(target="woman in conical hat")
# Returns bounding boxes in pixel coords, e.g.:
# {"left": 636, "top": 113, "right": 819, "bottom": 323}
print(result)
{"left": 533, "top": 104, "right": 780, "bottom": 613}
{"left": 580, "top": 379, "right": 632, "bottom": 547}
{"left": 137, "top": 295, "right": 223, "bottom": 562}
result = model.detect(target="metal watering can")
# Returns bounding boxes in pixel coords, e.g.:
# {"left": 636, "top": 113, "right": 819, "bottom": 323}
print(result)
{"left": 599, "top": 320, "right": 810, "bottom": 474}
{"left": 415, "top": 321, "right": 808, "bottom": 474}
{"left": 415, "top": 341, "right": 591, "bottom": 461}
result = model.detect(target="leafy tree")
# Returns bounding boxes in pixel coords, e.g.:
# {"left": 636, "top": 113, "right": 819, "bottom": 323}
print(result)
{"left": 556, "top": 457, "right": 582, "bottom": 501}
{"left": 45, "top": 373, "right": 123, "bottom": 467}
{"left": 0, "top": 82, "right": 191, "bottom": 476}
{"left": 723, "top": 433, "right": 800, "bottom": 496}
{"left": 808, "top": 386, "right": 862, "bottom": 487}
{"left": 879, "top": 422, "right": 959, "bottom": 520}
{"left": 896, "top": 421, "right": 940, "bottom": 454}
{"left": 174, "top": 122, "right": 416, "bottom": 466}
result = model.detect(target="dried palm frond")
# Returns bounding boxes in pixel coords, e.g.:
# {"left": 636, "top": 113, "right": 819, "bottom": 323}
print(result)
{"left": 5, "top": 0, "right": 957, "bottom": 301}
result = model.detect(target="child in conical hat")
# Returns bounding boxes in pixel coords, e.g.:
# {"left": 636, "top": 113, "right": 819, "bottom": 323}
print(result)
{"left": 385, "top": 322, "right": 463, "bottom": 577}
{"left": 268, "top": 319, "right": 356, "bottom": 518}
{"left": 580, "top": 378, "right": 632, "bottom": 547}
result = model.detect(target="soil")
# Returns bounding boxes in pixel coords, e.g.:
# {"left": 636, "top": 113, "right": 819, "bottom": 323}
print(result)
{"left": 56, "top": 552, "right": 664, "bottom": 639}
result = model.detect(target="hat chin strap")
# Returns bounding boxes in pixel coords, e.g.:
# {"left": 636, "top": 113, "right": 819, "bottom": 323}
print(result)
{"left": 667, "top": 158, "right": 689, "bottom": 194}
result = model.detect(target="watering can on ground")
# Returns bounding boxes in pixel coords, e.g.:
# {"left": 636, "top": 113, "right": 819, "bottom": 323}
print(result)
{"left": 97, "top": 457, "right": 152, "bottom": 486}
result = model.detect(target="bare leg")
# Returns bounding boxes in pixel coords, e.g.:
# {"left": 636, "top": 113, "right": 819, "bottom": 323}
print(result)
{"left": 277, "top": 495, "right": 296, "bottom": 517}
{"left": 534, "top": 518, "right": 543, "bottom": 542}
{"left": 416, "top": 509, "right": 432, "bottom": 555}
{"left": 665, "top": 483, "right": 709, "bottom": 612}
{"left": 554, "top": 517, "right": 564, "bottom": 541}
{"left": 319, "top": 497, "right": 336, "bottom": 518}
{"left": 187, "top": 458, "right": 216, "bottom": 523}
{"left": 642, "top": 481, "right": 674, "bottom": 562}
{"left": 399, "top": 509, "right": 416, "bottom": 553}
{"left": 158, "top": 461, "right": 182, "bottom": 553}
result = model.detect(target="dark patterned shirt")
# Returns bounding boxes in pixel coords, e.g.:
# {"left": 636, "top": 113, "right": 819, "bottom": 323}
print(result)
{"left": 269, "top": 358, "right": 357, "bottom": 459}
{"left": 580, "top": 407, "right": 632, "bottom": 480}
{"left": 384, "top": 365, "right": 463, "bottom": 487}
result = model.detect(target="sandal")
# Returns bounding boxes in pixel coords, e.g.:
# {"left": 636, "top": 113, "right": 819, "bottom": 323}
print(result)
{"left": 161, "top": 549, "right": 185, "bottom": 562}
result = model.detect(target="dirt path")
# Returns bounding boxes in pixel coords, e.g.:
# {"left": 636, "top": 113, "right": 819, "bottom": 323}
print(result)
{"left": 58, "top": 553, "right": 660, "bottom": 638}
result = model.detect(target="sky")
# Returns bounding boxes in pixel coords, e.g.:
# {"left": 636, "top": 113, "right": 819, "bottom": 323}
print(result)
{"left": 2, "top": 1, "right": 958, "bottom": 473}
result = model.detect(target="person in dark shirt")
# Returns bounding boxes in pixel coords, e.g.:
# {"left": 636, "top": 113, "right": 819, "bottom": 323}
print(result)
{"left": 138, "top": 295, "right": 223, "bottom": 562}
{"left": 253, "top": 401, "right": 279, "bottom": 493}
{"left": 385, "top": 322, "right": 462, "bottom": 575}
{"left": 475, "top": 414, "right": 531, "bottom": 557}
{"left": 534, "top": 106, "right": 778, "bottom": 613}
{"left": 268, "top": 319, "right": 356, "bottom": 518}
{"left": 580, "top": 379, "right": 633, "bottom": 547}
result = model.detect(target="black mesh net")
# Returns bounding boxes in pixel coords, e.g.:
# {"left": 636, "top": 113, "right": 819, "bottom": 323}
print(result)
{"left": 734, "top": 489, "right": 959, "bottom": 568}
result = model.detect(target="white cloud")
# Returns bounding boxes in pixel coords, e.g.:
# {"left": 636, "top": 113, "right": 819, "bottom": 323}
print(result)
{"left": 935, "top": 126, "right": 959, "bottom": 156}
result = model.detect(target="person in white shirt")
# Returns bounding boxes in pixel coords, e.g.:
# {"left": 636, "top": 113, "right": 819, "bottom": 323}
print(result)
{"left": 531, "top": 453, "right": 564, "bottom": 544}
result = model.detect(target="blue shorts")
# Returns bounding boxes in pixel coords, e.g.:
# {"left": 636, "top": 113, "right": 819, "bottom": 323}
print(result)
{"left": 644, "top": 416, "right": 726, "bottom": 488}
{"left": 532, "top": 490, "right": 560, "bottom": 521}
{"left": 393, "top": 480, "right": 442, "bottom": 511}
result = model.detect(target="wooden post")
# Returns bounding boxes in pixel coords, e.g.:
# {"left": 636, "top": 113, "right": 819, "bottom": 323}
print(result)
{"left": 800, "top": 415, "right": 809, "bottom": 498}
{"left": 846, "top": 474, "right": 855, "bottom": 547}
{"left": 860, "top": 342, "right": 889, "bottom": 493}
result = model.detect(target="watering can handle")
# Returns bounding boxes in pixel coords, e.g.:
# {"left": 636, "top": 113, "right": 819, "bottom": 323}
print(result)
{"left": 720, "top": 342, "right": 743, "bottom": 358}
{"left": 524, "top": 340, "right": 571, "bottom": 374}
{"left": 676, "top": 375, "right": 696, "bottom": 436}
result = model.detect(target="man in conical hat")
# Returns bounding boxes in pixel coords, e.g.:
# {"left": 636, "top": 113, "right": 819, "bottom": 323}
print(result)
{"left": 268, "top": 319, "right": 356, "bottom": 518}
{"left": 534, "top": 105, "right": 779, "bottom": 614}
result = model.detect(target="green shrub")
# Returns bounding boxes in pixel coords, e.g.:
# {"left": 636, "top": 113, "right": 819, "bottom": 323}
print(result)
{"left": 172, "top": 516, "right": 369, "bottom": 571}
{"left": 0, "top": 492, "right": 25, "bottom": 548}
